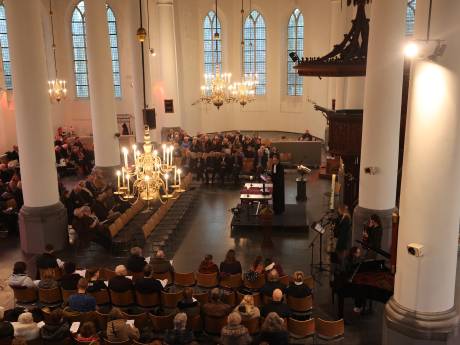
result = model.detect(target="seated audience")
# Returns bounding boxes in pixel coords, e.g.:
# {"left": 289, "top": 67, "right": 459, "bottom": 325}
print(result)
{"left": 109, "top": 265, "right": 133, "bottom": 293}
{"left": 0, "top": 321, "right": 14, "bottom": 343}
{"left": 164, "top": 313, "right": 194, "bottom": 345}
{"left": 106, "top": 307, "right": 140, "bottom": 342}
{"left": 177, "top": 287, "right": 200, "bottom": 318}
{"left": 264, "top": 258, "right": 285, "bottom": 277}
{"left": 234, "top": 295, "right": 260, "bottom": 321}
{"left": 220, "top": 312, "right": 251, "bottom": 345}
{"left": 151, "top": 250, "right": 174, "bottom": 276}
{"left": 85, "top": 267, "right": 107, "bottom": 293}
{"left": 60, "top": 261, "right": 82, "bottom": 291}
{"left": 7, "top": 261, "right": 35, "bottom": 289}
{"left": 259, "top": 312, "right": 289, "bottom": 345}
{"left": 37, "top": 268, "right": 59, "bottom": 289}
{"left": 67, "top": 278, "right": 97, "bottom": 313}
{"left": 202, "top": 288, "right": 232, "bottom": 318}
{"left": 72, "top": 206, "right": 111, "bottom": 250}
{"left": 40, "top": 308, "right": 70, "bottom": 342}
{"left": 74, "top": 321, "right": 99, "bottom": 343}
{"left": 260, "top": 270, "right": 285, "bottom": 297}
{"left": 134, "top": 264, "right": 165, "bottom": 294}
{"left": 219, "top": 249, "right": 242, "bottom": 277}
{"left": 245, "top": 255, "right": 264, "bottom": 282}
{"left": 286, "top": 271, "right": 312, "bottom": 298}
{"left": 261, "top": 289, "right": 291, "bottom": 319}
{"left": 126, "top": 246, "right": 147, "bottom": 273}
{"left": 36, "top": 244, "right": 60, "bottom": 270}
{"left": 198, "top": 254, "right": 219, "bottom": 274}
{"left": 11, "top": 312, "right": 39, "bottom": 341}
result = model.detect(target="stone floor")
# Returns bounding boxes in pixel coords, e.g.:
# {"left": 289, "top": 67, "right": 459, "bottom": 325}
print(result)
{"left": 0, "top": 170, "right": 459, "bottom": 345}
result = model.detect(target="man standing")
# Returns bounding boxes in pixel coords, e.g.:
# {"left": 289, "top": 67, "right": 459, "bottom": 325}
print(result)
{"left": 270, "top": 155, "right": 285, "bottom": 214}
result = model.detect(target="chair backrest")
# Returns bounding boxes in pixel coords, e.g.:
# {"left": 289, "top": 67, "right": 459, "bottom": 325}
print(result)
{"left": 221, "top": 291, "right": 236, "bottom": 307}
{"left": 89, "top": 289, "right": 110, "bottom": 305}
{"left": 186, "top": 314, "right": 202, "bottom": 332}
{"left": 99, "top": 268, "right": 116, "bottom": 281}
{"left": 220, "top": 273, "right": 243, "bottom": 290}
{"left": 109, "top": 289, "right": 134, "bottom": 307}
{"left": 130, "top": 271, "right": 144, "bottom": 281}
{"left": 38, "top": 287, "right": 62, "bottom": 304}
{"left": 103, "top": 338, "right": 132, "bottom": 345}
{"left": 204, "top": 315, "right": 228, "bottom": 335}
{"left": 39, "top": 267, "right": 63, "bottom": 281}
{"left": 279, "top": 275, "right": 290, "bottom": 287}
{"left": 152, "top": 271, "right": 172, "bottom": 282}
{"left": 61, "top": 288, "right": 77, "bottom": 303}
{"left": 95, "top": 310, "right": 109, "bottom": 330}
{"left": 135, "top": 291, "right": 160, "bottom": 308}
{"left": 174, "top": 272, "right": 196, "bottom": 287}
{"left": 287, "top": 295, "right": 313, "bottom": 313}
{"left": 196, "top": 272, "right": 218, "bottom": 288}
{"left": 160, "top": 290, "right": 183, "bottom": 309}
{"left": 13, "top": 287, "right": 38, "bottom": 303}
{"left": 149, "top": 313, "right": 174, "bottom": 332}
{"left": 64, "top": 311, "right": 97, "bottom": 324}
{"left": 243, "top": 274, "right": 265, "bottom": 290}
{"left": 192, "top": 291, "right": 209, "bottom": 305}
{"left": 304, "top": 276, "right": 315, "bottom": 290}
{"left": 315, "top": 318, "right": 345, "bottom": 340}
{"left": 288, "top": 317, "right": 315, "bottom": 338}
{"left": 242, "top": 317, "right": 260, "bottom": 335}
{"left": 122, "top": 311, "right": 149, "bottom": 329}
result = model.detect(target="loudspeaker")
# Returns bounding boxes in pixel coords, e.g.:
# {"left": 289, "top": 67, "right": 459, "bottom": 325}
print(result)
{"left": 143, "top": 108, "right": 156, "bottom": 129}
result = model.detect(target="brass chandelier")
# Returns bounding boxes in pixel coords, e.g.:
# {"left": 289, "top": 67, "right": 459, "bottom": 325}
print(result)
{"left": 115, "top": 126, "right": 185, "bottom": 204}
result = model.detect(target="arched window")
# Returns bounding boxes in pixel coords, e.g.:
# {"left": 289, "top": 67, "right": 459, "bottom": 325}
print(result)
{"left": 244, "top": 10, "right": 266, "bottom": 95}
{"left": 71, "top": 1, "right": 122, "bottom": 98}
{"left": 203, "top": 11, "right": 222, "bottom": 76}
{"left": 0, "top": 5, "right": 12, "bottom": 90}
{"left": 107, "top": 7, "right": 121, "bottom": 98}
{"left": 406, "top": 0, "right": 416, "bottom": 36}
{"left": 287, "top": 9, "right": 303, "bottom": 96}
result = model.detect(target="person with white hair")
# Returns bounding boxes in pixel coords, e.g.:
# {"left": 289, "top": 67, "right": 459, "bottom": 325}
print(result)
{"left": 164, "top": 313, "right": 194, "bottom": 345}
{"left": 220, "top": 312, "right": 252, "bottom": 345}
{"left": 150, "top": 250, "right": 174, "bottom": 277}
{"left": 11, "top": 312, "right": 40, "bottom": 341}
{"left": 108, "top": 265, "right": 133, "bottom": 293}
{"left": 261, "top": 289, "right": 292, "bottom": 319}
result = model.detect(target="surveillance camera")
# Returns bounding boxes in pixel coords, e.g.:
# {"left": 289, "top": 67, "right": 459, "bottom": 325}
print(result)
{"left": 407, "top": 243, "right": 424, "bottom": 257}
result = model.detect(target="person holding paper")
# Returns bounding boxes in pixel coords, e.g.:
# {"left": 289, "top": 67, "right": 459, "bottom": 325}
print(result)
{"left": 74, "top": 321, "right": 99, "bottom": 343}
{"left": 67, "top": 278, "right": 96, "bottom": 313}
{"left": 108, "top": 265, "right": 133, "bottom": 293}
{"left": 134, "top": 265, "right": 165, "bottom": 294}
{"left": 36, "top": 244, "right": 60, "bottom": 271}
{"left": 85, "top": 268, "right": 107, "bottom": 293}
{"left": 60, "top": 262, "right": 82, "bottom": 291}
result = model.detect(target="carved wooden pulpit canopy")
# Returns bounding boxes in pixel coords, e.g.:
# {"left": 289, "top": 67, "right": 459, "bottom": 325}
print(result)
{"left": 294, "top": 0, "right": 370, "bottom": 77}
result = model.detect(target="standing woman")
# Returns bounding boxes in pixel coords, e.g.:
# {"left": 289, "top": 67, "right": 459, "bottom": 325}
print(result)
{"left": 334, "top": 205, "right": 352, "bottom": 253}
{"left": 363, "top": 214, "right": 383, "bottom": 258}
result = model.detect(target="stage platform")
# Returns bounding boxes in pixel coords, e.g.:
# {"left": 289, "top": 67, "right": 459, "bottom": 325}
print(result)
{"left": 230, "top": 203, "right": 309, "bottom": 232}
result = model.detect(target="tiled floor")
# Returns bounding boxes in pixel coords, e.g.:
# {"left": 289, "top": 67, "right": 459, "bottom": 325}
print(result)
{"left": 1, "top": 170, "right": 459, "bottom": 345}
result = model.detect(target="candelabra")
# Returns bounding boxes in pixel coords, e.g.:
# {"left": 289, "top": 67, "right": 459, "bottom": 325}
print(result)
{"left": 199, "top": 66, "right": 232, "bottom": 110}
{"left": 228, "top": 74, "right": 258, "bottom": 106}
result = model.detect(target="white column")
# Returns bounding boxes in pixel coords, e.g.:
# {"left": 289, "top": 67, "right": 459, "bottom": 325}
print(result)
{"left": 85, "top": 0, "right": 120, "bottom": 168}
{"left": 6, "top": 0, "right": 67, "bottom": 254}
{"left": 6, "top": 0, "right": 59, "bottom": 207}
{"left": 157, "top": 0, "right": 182, "bottom": 128}
{"left": 345, "top": 77, "right": 365, "bottom": 109}
{"left": 358, "top": 0, "right": 406, "bottom": 210}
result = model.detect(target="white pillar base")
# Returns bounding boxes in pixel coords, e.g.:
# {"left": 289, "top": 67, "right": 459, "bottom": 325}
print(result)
{"left": 384, "top": 297, "right": 460, "bottom": 345}
{"left": 19, "top": 202, "right": 68, "bottom": 254}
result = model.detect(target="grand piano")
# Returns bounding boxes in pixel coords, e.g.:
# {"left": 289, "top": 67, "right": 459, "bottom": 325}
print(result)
{"left": 332, "top": 241, "right": 394, "bottom": 318}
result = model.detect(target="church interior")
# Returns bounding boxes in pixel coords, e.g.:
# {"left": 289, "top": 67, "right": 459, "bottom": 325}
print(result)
{"left": 0, "top": 0, "right": 459, "bottom": 344}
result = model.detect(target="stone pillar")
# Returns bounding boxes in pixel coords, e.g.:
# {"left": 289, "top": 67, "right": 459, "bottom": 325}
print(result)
{"left": 128, "top": 0, "right": 154, "bottom": 144}
{"left": 85, "top": 0, "right": 120, "bottom": 175}
{"left": 352, "top": 0, "right": 406, "bottom": 253}
{"left": 157, "top": 0, "right": 182, "bottom": 129}
{"left": 6, "top": 0, "right": 67, "bottom": 254}
{"left": 345, "top": 77, "right": 365, "bottom": 109}
{"left": 384, "top": 0, "right": 460, "bottom": 343}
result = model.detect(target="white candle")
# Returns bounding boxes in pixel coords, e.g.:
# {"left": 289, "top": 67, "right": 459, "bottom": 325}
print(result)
{"left": 122, "top": 147, "right": 128, "bottom": 168}
{"left": 116, "top": 170, "right": 121, "bottom": 190}
{"left": 174, "top": 167, "right": 177, "bottom": 185}
{"left": 170, "top": 145, "right": 174, "bottom": 166}
{"left": 126, "top": 175, "right": 130, "bottom": 194}
{"left": 121, "top": 167, "right": 125, "bottom": 187}
{"left": 165, "top": 173, "right": 169, "bottom": 194}
{"left": 177, "top": 169, "right": 182, "bottom": 186}
{"left": 330, "top": 174, "right": 336, "bottom": 210}
{"left": 162, "top": 144, "right": 166, "bottom": 162}
{"left": 132, "top": 144, "right": 137, "bottom": 163}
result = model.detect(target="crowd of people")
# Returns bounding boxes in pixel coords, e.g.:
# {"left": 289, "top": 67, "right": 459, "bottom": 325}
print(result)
{"left": 3, "top": 247, "right": 314, "bottom": 345}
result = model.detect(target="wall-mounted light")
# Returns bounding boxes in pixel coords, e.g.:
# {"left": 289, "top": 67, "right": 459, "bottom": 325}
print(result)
{"left": 404, "top": 40, "right": 447, "bottom": 61}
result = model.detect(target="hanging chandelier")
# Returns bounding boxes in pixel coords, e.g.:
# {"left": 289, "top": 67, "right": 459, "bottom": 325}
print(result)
{"left": 115, "top": 126, "right": 185, "bottom": 204}
{"left": 47, "top": 0, "right": 67, "bottom": 103}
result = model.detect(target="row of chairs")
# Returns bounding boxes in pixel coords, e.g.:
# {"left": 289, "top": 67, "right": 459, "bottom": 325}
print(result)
{"left": 108, "top": 200, "right": 145, "bottom": 238}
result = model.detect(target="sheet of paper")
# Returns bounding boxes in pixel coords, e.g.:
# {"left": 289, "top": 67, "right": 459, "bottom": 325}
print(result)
{"left": 56, "top": 259, "right": 64, "bottom": 268}
{"left": 145, "top": 256, "right": 151, "bottom": 264}
{"left": 75, "top": 269, "right": 86, "bottom": 277}
{"left": 104, "top": 281, "right": 108, "bottom": 287}
{"left": 37, "top": 321, "right": 45, "bottom": 329}
{"left": 70, "top": 322, "right": 80, "bottom": 333}
{"left": 126, "top": 276, "right": 133, "bottom": 280}
{"left": 126, "top": 320, "right": 135, "bottom": 327}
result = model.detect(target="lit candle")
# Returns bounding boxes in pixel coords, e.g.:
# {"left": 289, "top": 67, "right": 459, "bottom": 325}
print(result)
{"left": 122, "top": 147, "right": 128, "bottom": 168}
{"left": 121, "top": 167, "right": 125, "bottom": 187}
{"left": 173, "top": 167, "right": 177, "bottom": 185}
{"left": 162, "top": 144, "right": 166, "bottom": 162}
{"left": 132, "top": 144, "right": 137, "bottom": 162}
{"left": 126, "top": 175, "right": 130, "bottom": 194}
{"left": 177, "top": 168, "right": 182, "bottom": 186}
{"left": 166, "top": 147, "right": 169, "bottom": 166}
{"left": 116, "top": 170, "right": 121, "bottom": 190}
{"left": 170, "top": 145, "right": 174, "bottom": 166}
{"left": 330, "top": 174, "right": 336, "bottom": 210}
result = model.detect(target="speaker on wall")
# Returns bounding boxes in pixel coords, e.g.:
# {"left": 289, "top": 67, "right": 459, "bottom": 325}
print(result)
{"left": 143, "top": 108, "right": 156, "bottom": 129}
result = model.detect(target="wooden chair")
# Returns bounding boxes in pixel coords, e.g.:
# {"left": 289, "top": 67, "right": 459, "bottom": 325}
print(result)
{"left": 95, "top": 310, "right": 110, "bottom": 330}
{"left": 196, "top": 272, "right": 218, "bottom": 288}
{"left": 39, "top": 267, "right": 63, "bottom": 280}
{"left": 109, "top": 289, "right": 134, "bottom": 307}
{"left": 152, "top": 271, "right": 172, "bottom": 282}
{"left": 192, "top": 291, "right": 209, "bottom": 305}
{"left": 99, "top": 268, "right": 116, "bottom": 281}
{"left": 102, "top": 338, "right": 132, "bottom": 345}
{"left": 38, "top": 287, "right": 62, "bottom": 306}
{"left": 221, "top": 291, "right": 236, "bottom": 307}
{"left": 288, "top": 317, "right": 315, "bottom": 340}
{"left": 160, "top": 290, "right": 183, "bottom": 309}
{"left": 174, "top": 272, "right": 196, "bottom": 287}
{"left": 61, "top": 288, "right": 76, "bottom": 303}
{"left": 243, "top": 274, "right": 265, "bottom": 290}
{"left": 220, "top": 273, "right": 243, "bottom": 290}
{"left": 315, "top": 318, "right": 345, "bottom": 343}
{"left": 304, "top": 276, "right": 315, "bottom": 291}
{"left": 122, "top": 311, "right": 149, "bottom": 329}
{"left": 204, "top": 315, "right": 227, "bottom": 335}
{"left": 262, "top": 294, "right": 273, "bottom": 305}
{"left": 149, "top": 313, "right": 174, "bottom": 332}
{"left": 236, "top": 291, "right": 261, "bottom": 307}
{"left": 135, "top": 291, "right": 160, "bottom": 309}
{"left": 279, "top": 275, "right": 290, "bottom": 287}
{"left": 242, "top": 317, "right": 260, "bottom": 335}
{"left": 185, "top": 314, "right": 203, "bottom": 332}
{"left": 88, "top": 289, "right": 110, "bottom": 305}
{"left": 129, "top": 271, "right": 144, "bottom": 281}
{"left": 12, "top": 287, "right": 38, "bottom": 307}
{"left": 287, "top": 295, "right": 313, "bottom": 313}
{"left": 63, "top": 311, "right": 97, "bottom": 324}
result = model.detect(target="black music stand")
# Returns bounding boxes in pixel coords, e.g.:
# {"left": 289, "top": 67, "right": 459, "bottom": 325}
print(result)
{"left": 310, "top": 222, "right": 331, "bottom": 285}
